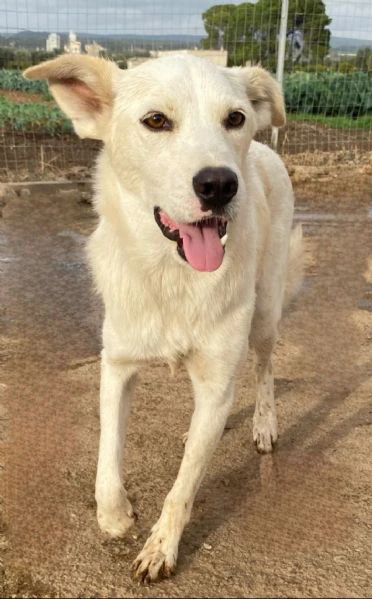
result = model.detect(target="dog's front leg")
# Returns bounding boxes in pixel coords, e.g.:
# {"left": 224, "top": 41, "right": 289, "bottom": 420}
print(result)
{"left": 95, "top": 350, "right": 138, "bottom": 537}
{"left": 132, "top": 353, "right": 237, "bottom": 582}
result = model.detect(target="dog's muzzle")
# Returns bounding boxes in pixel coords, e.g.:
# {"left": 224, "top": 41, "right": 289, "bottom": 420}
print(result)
{"left": 154, "top": 207, "right": 228, "bottom": 273}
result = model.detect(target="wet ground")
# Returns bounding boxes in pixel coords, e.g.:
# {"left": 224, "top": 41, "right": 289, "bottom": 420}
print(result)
{"left": 0, "top": 182, "right": 371, "bottom": 597}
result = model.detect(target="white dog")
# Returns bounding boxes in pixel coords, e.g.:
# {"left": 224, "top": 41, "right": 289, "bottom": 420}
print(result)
{"left": 24, "top": 54, "right": 303, "bottom": 582}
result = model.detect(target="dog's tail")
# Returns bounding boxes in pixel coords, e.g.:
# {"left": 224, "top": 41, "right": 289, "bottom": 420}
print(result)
{"left": 283, "top": 224, "right": 304, "bottom": 309}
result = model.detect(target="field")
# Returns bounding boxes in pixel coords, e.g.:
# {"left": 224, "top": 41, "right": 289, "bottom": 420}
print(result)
{"left": 0, "top": 69, "right": 371, "bottom": 182}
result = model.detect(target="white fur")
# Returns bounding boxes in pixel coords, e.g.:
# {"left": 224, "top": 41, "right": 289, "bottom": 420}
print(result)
{"left": 24, "top": 54, "right": 302, "bottom": 582}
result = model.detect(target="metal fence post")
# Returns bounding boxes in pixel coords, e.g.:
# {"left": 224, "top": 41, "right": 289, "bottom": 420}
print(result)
{"left": 271, "top": 0, "right": 289, "bottom": 151}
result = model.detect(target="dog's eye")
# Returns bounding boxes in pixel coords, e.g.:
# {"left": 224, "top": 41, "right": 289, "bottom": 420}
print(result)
{"left": 224, "top": 111, "right": 245, "bottom": 129}
{"left": 142, "top": 112, "right": 172, "bottom": 131}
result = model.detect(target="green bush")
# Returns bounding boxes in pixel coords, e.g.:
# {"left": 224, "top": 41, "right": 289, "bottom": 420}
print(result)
{"left": 337, "top": 62, "right": 357, "bottom": 74}
{"left": 0, "top": 69, "right": 52, "bottom": 100}
{"left": 284, "top": 71, "right": 372, "bottom": 117}
{"left": 0, "top": 96, "right": 71, "bottom": 134}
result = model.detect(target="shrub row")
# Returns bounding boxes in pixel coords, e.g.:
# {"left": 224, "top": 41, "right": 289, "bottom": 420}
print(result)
{"left": 284, "top": 71, "right": 372, "bottom": 117}
{"left": 0, "top": 69, "right": 371, "bottom": 129}
{"left": 0, "top": 97, "right": 71, "bottom": 134}
{"left": 0, "top": 69, "right": 52, "bottom": 100}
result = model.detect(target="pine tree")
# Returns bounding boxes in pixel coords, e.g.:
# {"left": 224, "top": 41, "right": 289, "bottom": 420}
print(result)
{"left": 202, "top": 0, "right": 332, "bottom": 69}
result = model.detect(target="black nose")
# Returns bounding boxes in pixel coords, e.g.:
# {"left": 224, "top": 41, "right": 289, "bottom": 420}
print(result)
{"left": 192, "top": 167, "right": 238, "bottom": 211}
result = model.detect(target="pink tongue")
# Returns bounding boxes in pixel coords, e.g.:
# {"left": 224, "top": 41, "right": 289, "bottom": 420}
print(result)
{"left": 178, "top": 222, "right": 224, "bottom": 272}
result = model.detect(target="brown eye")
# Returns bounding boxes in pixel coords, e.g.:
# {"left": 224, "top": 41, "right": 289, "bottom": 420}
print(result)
{"left": 225, "top": 111, "right": 245, "bottom": 129}
{"left": 142, "top": 112, "right": 172, "bottom": 131}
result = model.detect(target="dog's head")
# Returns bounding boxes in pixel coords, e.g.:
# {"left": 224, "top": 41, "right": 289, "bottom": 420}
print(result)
{"left": 24, "top": 55, "right": 285, "bottom": 272}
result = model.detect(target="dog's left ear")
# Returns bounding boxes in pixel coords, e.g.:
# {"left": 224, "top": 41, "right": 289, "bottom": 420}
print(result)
{"left": 230, "top": 66, "right": 286, "bottom": 130}
{"left": 24, "top": 55, "right": 119, "bottom": 140}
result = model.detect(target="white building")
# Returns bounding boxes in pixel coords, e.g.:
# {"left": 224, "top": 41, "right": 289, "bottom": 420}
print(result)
{"left": 64, "top": 31, "right": 81, "bottom": 55}
{"left": 46, "top": 33, "right": 61, "bottom": 52}
{"left": 85, "top": 41, "right": 105, "bottom": 57}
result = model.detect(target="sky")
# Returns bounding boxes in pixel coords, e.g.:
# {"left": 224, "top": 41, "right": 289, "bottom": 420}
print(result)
{"left": 0, "top": 0, "right": 371, "bottom": 41}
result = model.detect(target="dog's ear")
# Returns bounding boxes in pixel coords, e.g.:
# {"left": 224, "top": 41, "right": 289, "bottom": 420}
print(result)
{"left": 24, "top": 55, "right": 119, "bottom": 139}
{"left": 230, "top": 66, "right": 286, "bottom": 130}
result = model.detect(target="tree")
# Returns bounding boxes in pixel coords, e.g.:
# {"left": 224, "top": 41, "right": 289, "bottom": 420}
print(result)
{"left": 0, "top": 48, "right": 15, "bottom": 69}
{"left": 202, "top": 0, "right": 331, "bottom": 69}
{"left": 356, "top": 47, "right": 372, "bottom": 72}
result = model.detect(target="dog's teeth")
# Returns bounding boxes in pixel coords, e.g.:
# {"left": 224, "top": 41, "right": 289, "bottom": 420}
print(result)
{"left": 221, "top": 233, "right": 228, "bottom": 247}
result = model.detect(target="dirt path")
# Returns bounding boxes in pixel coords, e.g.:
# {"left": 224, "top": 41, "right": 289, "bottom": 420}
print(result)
{"left": 0, "top": 184, "right": 371, "bottom": 597}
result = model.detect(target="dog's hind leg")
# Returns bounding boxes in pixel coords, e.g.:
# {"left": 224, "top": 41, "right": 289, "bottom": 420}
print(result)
{"left": 95, "top": 350, "right": 138, "bottom": 537}
{"left": 250, "top": 225, "right": 303, "bottom": 453}
{"left": 132, "top": 348, "right": 241, "bottom": 582}
{"left": 250, "top": 319, "right": 278, "bottom": 454}
{"left": 249, "top": 237, "right": 285, "bottom": 454}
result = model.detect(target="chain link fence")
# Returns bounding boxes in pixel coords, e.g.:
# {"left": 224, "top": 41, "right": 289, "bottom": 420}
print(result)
{"left": 0, "top": 0, "right": 371, "bottom": 182}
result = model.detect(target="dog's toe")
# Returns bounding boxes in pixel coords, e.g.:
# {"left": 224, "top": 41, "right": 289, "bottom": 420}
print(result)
{"left": 98, "top": 510, "right": 135, "bottom": 538}
{"left": 132, "top": 549, "right": 175, "bottom": 583}
{"left": 97, "top": 501, "right": 136, "bottom": 538}
{"left": 254, "top": 430, "right": 277, "bottom": 454}
{"left": 131, "top": 522, "right": 178, "bottom": 583}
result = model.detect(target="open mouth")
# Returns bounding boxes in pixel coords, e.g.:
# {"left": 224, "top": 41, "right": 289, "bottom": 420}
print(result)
{"left": 154, "top": 207, "right": 228, "bottom": 272}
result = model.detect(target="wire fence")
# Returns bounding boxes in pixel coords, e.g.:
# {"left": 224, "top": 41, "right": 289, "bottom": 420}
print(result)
{"left": 0, "top": 0, "right": 371, "bottom": 181}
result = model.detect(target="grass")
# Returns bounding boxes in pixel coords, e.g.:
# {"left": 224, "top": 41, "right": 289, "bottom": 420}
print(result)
{"left": 287, "top": 112, "right": 372, "bottom": 129}
{"left": 0, "top": 96, "right": 71, "bottom": 134}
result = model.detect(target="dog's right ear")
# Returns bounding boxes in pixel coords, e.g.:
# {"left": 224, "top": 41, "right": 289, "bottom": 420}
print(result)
{"left": 228, "top": 65, "right": 285, "bottom": 130}
{"left": 24, "top": 55, "right": 119, "bottom": 139}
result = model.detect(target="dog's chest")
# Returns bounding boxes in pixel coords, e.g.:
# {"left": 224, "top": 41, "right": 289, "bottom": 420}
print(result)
{"left": 90, "top": 220, "right": 256, "bottom": 362}
{"left": 103, "top": 269, "right": 225, "bottom": 361}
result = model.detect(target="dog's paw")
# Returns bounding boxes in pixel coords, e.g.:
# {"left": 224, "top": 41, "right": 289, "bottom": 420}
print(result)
{"left": 253, "top": 411, "right": 278, "bottom": 454}
{"left": 131, "top": 526, "right": 177, "bottom": 583}
{"left": 131, "top": 548, "right": 176, "bottom": 583}
{"left": 97, "top": 493, "right": 136, "bottom": 538}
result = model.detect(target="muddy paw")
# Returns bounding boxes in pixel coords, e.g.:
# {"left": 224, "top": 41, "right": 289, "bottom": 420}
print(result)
{"left": 131, "top": 546, "right": 176, "bottom": 583}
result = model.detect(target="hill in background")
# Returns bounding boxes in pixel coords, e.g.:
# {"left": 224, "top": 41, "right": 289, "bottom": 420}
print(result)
{"left": 0, "top": 30, "right": 370, "bottom": 53}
